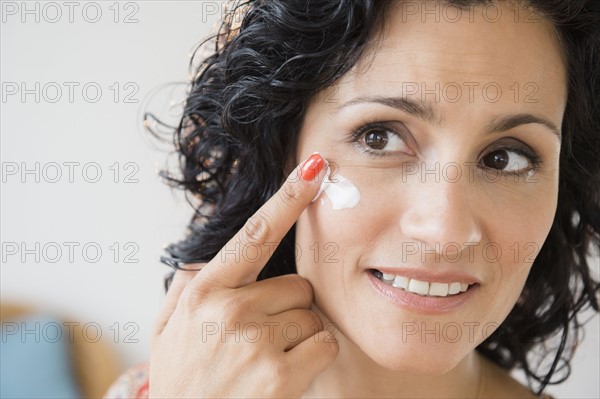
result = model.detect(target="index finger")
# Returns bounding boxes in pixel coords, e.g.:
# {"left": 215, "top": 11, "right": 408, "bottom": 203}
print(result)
{"left": 191, "top": 152, "right": 329, "bottom": 291}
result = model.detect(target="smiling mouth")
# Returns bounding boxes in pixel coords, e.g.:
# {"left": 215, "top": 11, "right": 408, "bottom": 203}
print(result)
{"left": 369, "top": 269, "right": 477, "bottom": 298}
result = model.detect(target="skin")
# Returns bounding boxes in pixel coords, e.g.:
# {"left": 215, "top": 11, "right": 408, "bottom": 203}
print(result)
{"left": 149, "top": 2, "right": 567, "bottom": 398}
{"left": 150, "top": 160, "right": 336, "bottom": 398}
{"left": 294, "top": 2, "right": 566, "bottom": 398}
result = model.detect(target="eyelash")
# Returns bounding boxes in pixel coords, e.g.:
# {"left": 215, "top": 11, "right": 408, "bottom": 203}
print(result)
{"left": 346, "top": 120, "right": 543, "bottom": 175}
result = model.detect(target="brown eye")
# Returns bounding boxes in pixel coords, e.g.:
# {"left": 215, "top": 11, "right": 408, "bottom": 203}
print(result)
{"left": 351, "top": 122, "right": 413, "bottom": 157}
{"left": 482, "top": 149, "right": 532, "bottom": 172}
{"left": 365, "top": 131, "right": 388, "bottom": 150}
{"left": 483, "top": 150, "right": 509, "bottom": 170}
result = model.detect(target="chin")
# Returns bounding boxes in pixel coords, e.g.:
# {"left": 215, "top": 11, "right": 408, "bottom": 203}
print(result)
{"left": 347, "top": 324, "right": 477, "bottom": 375}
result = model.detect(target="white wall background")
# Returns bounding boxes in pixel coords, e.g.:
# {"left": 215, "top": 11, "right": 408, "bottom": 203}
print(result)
{"left": 1, "top": 1, "right": 598, "bottom": 398}
{"left": 1, "top": 0, "right": 225, "bottom": 377}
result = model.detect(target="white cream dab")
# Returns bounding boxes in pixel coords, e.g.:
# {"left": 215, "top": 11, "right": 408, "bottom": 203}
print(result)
{"left": 311, "top": 162, "right": 361, "bottom": 210}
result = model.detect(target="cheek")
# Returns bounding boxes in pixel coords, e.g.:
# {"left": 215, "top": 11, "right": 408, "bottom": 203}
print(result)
{"left": 295, "top": 175, "right": 370, "bottom": 294}
{"left": 295, "top": 171, "right": 398, "bottom": 325}
{"left": 296, "top": 171, "right": 390, "bottom": 275}
{"left": 296, "top": 184, "right": 367, "bottom": 277}
{"left": 474, "top": 181, "right": 558, "bottom": 321}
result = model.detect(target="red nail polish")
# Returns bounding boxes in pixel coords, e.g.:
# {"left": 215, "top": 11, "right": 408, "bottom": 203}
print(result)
{"left": 300, "top": 153, "right": 325, "bottom": 182}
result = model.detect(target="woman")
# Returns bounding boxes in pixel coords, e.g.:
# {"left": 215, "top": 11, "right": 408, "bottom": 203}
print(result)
{"left": 105, "top": 0, "right": 600, "bottom": 397}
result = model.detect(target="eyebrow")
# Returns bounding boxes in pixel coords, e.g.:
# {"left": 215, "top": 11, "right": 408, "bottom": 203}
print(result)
{"left": 332, "top": 96, "right": 562, "bottom": 142}
{"left": 488, "top": 113, "right": 561, "bottom": 142}
{"left": 333, "top": 95, "right": 440, "bottom": 124}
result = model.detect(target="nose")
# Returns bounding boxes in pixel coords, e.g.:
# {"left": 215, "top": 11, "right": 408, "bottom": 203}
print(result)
{"left": 399, "top": 174, "right": 482, "bottom": 256}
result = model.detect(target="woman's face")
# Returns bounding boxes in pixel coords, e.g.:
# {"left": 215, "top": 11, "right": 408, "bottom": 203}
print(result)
{"left": 294, "top": 2, "right": 566, "bottom": 374}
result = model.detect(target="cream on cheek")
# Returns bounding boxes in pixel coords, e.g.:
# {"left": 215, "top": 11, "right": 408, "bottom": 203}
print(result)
{"left": 311, "top": 161, "right": 361, "bottom": 210}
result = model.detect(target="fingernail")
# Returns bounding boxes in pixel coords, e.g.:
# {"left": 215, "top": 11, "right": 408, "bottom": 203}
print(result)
{"left": 300, "top": 152, "right": 326, "bottom": 182}
{"left": 311, "top": 160, "right": 330, "bottom": 203}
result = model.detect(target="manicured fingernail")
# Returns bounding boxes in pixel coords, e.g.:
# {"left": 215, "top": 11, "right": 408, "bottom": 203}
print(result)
{"left": 300, "top": 152, "right": 326, "bottom": 182}
{"left": 311, "top": 160, "right": 330, "bottom": 203}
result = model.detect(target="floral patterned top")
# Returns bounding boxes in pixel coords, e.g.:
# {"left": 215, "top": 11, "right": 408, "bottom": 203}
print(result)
{"left": 103, "top": 362, "right": 149, "bottom": 399}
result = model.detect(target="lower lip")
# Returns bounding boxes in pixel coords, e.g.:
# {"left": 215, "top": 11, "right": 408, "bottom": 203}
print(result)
{"left": 366, "top": 271, "right": 478, "bottom": 314}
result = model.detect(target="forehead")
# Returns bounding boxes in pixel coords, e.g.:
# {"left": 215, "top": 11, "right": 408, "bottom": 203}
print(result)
{"left": 331, "top": 1, "right": 567, "bottom": 119}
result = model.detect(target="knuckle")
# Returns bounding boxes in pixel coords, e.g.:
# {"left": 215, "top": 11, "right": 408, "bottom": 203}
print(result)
{"left": 241, "top": 212, "right": 273, "bottom": 245}
{"left": 221, "top": 295, "right": 253, "bottom": 322}
{"left": 327, "top": 340, "right": 340, "bottom": 358}
{"left": 179, "top": 286, "right": 200, "bottom": 310}
{"left": 280, "top": 180, "right": 303, "bottom": 208}
{"left": 262, "top": 363, "right": 289, "bottom": 396}
{"left": 177, "top": 272, "right": 219, "bottom": 309}
{"left": 323, "top": 334, "right": 340, "bottom": 358}
{"left": 290, "top": 275, "right": 314, "bottom": 303}
{"left": 272, "top": 360, "right": 292, "bottom": 381}
{"left": 307, "top": 311, "right": 324, "bottom": 331}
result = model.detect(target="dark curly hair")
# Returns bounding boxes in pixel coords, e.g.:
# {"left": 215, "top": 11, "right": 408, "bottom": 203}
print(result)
{"left": 149, "top": 0, "right": 600, "bottom": 394}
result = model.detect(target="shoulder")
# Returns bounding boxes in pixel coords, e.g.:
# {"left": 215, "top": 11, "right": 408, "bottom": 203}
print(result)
{"left": 477, "top": 354, "right": 553, "bottom": 399}
{"left": 103, "top": 361, "right": 149, "bottom": 399}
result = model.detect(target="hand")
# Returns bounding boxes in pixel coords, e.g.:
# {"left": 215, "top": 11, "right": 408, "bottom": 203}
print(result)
{"left": 149, "top": 153, "right": 338, "bottom": 398}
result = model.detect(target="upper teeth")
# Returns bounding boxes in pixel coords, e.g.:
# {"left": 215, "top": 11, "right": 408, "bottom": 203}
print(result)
{"left": 379, "top": 272, "right": 470, "bottom": 297}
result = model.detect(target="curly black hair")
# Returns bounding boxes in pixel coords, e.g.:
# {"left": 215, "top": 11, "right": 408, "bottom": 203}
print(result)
{"left": 149, "top": 0, "right": 600, "bottom": 394}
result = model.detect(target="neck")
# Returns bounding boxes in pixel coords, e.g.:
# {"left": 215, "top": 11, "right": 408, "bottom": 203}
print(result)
{"left": 302, "top": 306, "right": 483, "bottom": 398}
